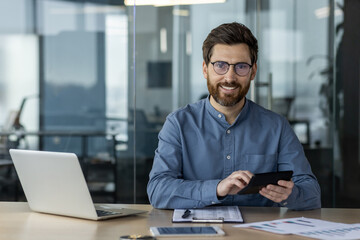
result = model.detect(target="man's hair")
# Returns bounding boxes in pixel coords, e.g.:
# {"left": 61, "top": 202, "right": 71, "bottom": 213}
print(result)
{"left": 202, "top": 22, "right": 258, "bottom": 65}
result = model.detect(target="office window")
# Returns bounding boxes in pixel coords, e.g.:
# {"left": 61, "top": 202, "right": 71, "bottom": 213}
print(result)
{"left": 2, "top": 0, "right": 360, "bottom": 208}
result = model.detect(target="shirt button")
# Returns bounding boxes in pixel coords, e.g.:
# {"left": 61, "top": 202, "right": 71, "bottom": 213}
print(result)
{"left": 227, "top": 129, "right": 231, "bottom": 134}
{"left": 218, "top": 114, "right": 222, "bottom": 118}
{"left": 212, "top": 201, "right": 216, "bottom": 204}
{"left": 226, "top": 155, "right": 231, "bottom": 160}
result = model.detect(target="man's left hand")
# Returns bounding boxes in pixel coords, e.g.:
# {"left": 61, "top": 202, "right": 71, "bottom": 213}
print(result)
{"left": 259, "top": 180, "right": 294, "bottom": 203}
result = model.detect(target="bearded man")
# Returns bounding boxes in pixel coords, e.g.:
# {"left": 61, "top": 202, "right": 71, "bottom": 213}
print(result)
{"left": 147, "top": 22, "right": 321, "bottom": 211}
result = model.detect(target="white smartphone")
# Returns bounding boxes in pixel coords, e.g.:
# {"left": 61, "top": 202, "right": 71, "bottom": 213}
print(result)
{"left": 150, "top": 226, "right": 225, "bottom": 237}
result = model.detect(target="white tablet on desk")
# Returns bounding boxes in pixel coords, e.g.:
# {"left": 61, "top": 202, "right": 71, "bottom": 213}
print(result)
{"left": 150, "top": 226, "right": 225, "bottom": 237}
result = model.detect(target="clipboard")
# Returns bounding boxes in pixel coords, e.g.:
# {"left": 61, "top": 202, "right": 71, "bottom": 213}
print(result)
{"left": 172, "top": 206, "right": 243, "bottom": 223}
{"left": 237, "top": 170, "right": 293, "bottom": 195}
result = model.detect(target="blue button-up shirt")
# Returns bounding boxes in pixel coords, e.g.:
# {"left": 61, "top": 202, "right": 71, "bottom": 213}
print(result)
{"left": 147, "top": 98, "right": 321, "bottom": 210}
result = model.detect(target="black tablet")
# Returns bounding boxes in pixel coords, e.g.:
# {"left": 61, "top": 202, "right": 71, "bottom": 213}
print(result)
{"left": 237, "top": 170, "right": 293, "bottom": 195}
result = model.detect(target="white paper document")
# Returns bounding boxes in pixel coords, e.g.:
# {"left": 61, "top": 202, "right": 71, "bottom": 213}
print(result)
{"left": 234, "top": 217, "right": 360, "bottom": 240}
{"left": 173, "top": 206, "right": 243, "bottom": 223}
{"left": 296, "top": 223, "right": 360, "bottom": 240}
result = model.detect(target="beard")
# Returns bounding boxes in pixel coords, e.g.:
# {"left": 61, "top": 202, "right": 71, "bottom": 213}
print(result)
{"left": 207, "top": 75, "right": 251, "bottom": 107}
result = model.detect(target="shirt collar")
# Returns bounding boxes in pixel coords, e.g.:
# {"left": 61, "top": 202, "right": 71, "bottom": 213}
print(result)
{"left": 205, "top": 97, "right": 250, "bottom": 126}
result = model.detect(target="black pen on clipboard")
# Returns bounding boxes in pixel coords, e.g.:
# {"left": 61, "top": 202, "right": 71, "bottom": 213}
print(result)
{"left": 181, "top": 209, "right": 191, "bottom": 218}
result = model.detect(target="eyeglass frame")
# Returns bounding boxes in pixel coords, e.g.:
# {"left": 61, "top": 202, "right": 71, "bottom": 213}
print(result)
{"left": 210, "top": 61, "right": 253, "bottom": 77}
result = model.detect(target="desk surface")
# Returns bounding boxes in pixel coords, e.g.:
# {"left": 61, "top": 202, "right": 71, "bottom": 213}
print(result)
{"left": 1, "top": 202, "right": 359, "bottom": 240}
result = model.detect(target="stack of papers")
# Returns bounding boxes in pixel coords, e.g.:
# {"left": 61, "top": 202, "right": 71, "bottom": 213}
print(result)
{"left": 234, "top": 217, "right": 360, "bottom": 240}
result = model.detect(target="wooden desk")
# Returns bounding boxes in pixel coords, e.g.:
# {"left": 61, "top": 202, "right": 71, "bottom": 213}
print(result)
{"left": 1, "top": 202, "right": 359, "bottom": 240}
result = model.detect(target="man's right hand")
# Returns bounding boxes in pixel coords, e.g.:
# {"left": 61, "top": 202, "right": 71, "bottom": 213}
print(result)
{"left": 216, "top": 170, "right": 254, "bottom": 197}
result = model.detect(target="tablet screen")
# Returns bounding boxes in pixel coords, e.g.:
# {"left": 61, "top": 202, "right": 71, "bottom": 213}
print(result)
{"left": 158, "top": 227, "right": 217, "bottom": 235}
{"left": 238, "top": 170, "right": 293, "bottom": 195}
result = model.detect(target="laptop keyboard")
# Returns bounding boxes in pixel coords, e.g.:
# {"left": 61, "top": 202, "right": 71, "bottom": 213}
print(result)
{"left": 96, "top": 209, "right": 120, "bottom": 217}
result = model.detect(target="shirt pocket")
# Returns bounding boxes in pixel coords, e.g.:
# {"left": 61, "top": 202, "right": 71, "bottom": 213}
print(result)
{"left": 244, "top": 154, "right": 278, "bottom": 173}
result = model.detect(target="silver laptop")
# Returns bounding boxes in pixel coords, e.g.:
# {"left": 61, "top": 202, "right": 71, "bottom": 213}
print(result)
{"left": 9, "top": 149, "right": 146, "bottom": 220}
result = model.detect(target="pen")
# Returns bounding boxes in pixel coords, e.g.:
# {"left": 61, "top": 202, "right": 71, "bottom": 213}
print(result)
{"left": 181, "top": 209, "right": 191, "bottom": 218}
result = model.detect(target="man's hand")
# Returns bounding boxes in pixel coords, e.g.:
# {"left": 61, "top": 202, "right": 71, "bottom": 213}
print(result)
{"left": 259, "top": 180, "right": 294, "bottom": 203}
{"left": 217, "top": 170, "right": 254, "bottom": 197}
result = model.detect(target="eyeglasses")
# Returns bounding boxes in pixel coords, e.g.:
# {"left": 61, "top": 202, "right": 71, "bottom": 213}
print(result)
{"left": 210, "top": 61, "right": 253, "bottom": 76}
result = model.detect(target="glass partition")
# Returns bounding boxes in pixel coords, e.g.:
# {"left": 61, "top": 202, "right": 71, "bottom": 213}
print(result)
{"left": 255, "top": 0, "right": 336, "bottom": 207}
{"left": 1, "top": 0, "right": 359, "bottom": 208}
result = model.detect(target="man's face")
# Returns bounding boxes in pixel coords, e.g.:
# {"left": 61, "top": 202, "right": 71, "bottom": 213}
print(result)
{"left": 203, "top": 43, "right": 257, "bottom": 107}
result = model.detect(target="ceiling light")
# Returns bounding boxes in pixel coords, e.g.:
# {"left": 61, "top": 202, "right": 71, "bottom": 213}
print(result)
{"left": 124, "top": 0, "right": 226, "bottom": 7}
{"left": 172, "top": 9, "right": 190, "bottom": 16}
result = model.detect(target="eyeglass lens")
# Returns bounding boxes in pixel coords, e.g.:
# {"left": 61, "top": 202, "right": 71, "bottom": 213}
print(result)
{"left": 212, "top": 61, "right": 251, "bottom": 76}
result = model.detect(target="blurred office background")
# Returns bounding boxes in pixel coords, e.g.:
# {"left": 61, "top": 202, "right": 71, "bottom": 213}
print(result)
{"left": 0, "top": 0, "right": 359, "bottom": 208}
